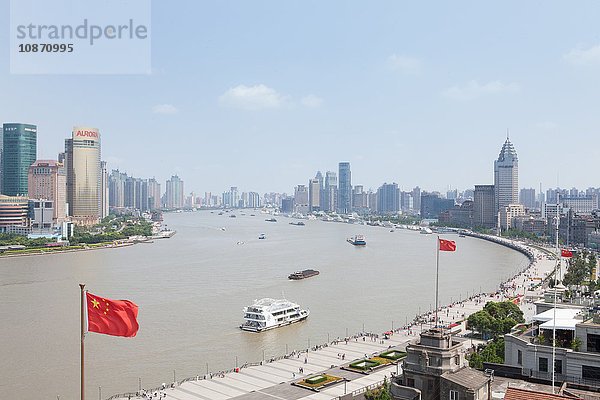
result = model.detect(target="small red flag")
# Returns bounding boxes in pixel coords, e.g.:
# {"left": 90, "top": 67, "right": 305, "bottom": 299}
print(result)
{"left": 86, "top": 292, "right": 139, "bottom": 337}
{"left": 439, "top": 238, "right": 456, "bottom": 252}
{"left": 561, "top": 249, "right": 573, "bottom": 258}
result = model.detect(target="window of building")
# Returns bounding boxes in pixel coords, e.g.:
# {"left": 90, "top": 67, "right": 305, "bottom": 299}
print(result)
{"left": 406, "top": 378, "right": 414, "bottom": 387}
{"left": 539, "top": 357, "right": 548, "bottom": 372}
{"left": 587, "top": 334, "right": 600, "bottom": 353}
{"left": 427, "top": 379, "right": 433, "bottom": 390}
{"left": 582, "top": 365, "right": 600, "bottom": 382}
{"left": 450, "top": 390, "right": 459, "bottom": 400}
{"left": 555, "top": 359, "right": 563, "bottom": 374}
{"left": 517, "top": 350, "right": 522, "bottom": 365}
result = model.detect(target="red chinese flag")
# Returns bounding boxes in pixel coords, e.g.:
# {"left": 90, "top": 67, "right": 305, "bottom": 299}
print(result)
{"left": 439, "top": 239, "right": 456, "bottom": 252}
{"left": 561, "top": 249, "right": 573, "bottom": 258}
{"left": 86, "top": 292, "right": 139, "bottom": 337}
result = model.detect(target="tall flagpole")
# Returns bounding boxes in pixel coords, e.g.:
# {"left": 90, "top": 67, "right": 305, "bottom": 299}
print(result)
{"left": 435, "top": 236, "right": 440, "bottom": 331}
{"left": 80, "top": 283, "right": 86, "bottom": 400}
{"left": 552, "top": 193, "right": 560, "bottom": 394}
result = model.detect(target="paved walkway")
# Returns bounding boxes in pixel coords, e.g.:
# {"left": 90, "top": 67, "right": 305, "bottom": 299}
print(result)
{"left": 119, "top": 242, "right": 559, "bottom": 400}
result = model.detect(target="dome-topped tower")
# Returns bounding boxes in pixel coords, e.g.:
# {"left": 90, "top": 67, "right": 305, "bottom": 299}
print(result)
{"left": 494, "top": 137, "right": 519, "bottom": 213}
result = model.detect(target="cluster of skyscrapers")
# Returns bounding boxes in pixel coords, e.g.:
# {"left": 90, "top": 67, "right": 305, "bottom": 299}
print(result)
{"left": 0, "top": 123, "right": 108, "bottom": 236}
{"left": 0, "top": 123, "right": 180, "bottom": 237}
{"left": 3, "top": 121, "right": 599, "bottom": 248}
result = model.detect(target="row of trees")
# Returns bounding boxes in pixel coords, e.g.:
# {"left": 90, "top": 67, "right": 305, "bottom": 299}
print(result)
{"left": 562, "top": 250, "right": 598, "bottom": 291}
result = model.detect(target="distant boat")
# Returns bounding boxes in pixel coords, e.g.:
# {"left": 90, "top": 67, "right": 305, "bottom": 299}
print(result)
{"left": 218, "top": 212, "right": 224, "bottom": 215}
{"left": 420, "top": 228, "right": 433, "bottom": 234}
{"left": 289, "top": 221, "right": 305, "bottom": 226}
{"left": 265, "top": 218, "right": 277, "bottom": 222}
{"left": 288, "top": 269, "right": 319, "bottom": 280}
{"left": 229, "top": 214, "right": 237, "bottom": 218}
{"left": 258, "top": 233, "right": 266, "bottom": 239}
{"left": 347, "top": 235, "right": 366, "bottom": 246}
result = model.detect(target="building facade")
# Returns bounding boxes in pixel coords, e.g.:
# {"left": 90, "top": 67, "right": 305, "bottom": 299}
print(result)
{"left": 377, "top": 183, "right": 399, "bottom": 214}
{"left": 65, "top": 127, "right": 102, "bottom": 226}
{"left": 28, "top": 160, "right": 66, "bottom": 226}
{"left": 308, "top": 178, "right": 321, "bottom": 212}
{"left": 2, "top": 123, "right": 37, "bottom": 196}
{"left": 474, "top": 185, "right": 496, "bottom": 229}
{"left": 165, "top": 175, "right": 184, "bottom": 209}
{"left": 494, "top": 138, "right": 519, "bottom": 214}
{"left": 338, "top": 162, "right": 352, "bottom": 214}
{"left": 294, "top": 185, "right": 309, "bottom": 214}
{"left": 324, "top": 171, "right": 337, "bottom": 212}
{"left": 0, "top": 195, "right": 32, "bottom": 234}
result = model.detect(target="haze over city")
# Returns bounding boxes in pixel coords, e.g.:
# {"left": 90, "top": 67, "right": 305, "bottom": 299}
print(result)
{"left": 1, "top": 1, "right": 599, "bottom": 194}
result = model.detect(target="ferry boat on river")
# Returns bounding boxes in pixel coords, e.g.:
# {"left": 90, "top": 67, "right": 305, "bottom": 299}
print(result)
{"left": 347, "top": 234, "right": 366, "bottom": 246}
{"left": 240, "top": 298, "right": 309, "bottom": 332}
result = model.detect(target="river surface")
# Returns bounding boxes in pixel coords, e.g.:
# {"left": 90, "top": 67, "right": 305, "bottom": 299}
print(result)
{"left": 0, "top": 211, "right": 529, "bottom": 399}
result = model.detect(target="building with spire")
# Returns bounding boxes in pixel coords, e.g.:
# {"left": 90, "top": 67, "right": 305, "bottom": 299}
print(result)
{"left": 494, "top": 137, "right": 519, "bottom": 214}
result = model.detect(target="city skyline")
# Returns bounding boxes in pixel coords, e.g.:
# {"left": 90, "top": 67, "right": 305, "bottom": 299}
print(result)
{"left": 1, "top": 2, "right": 599, "bottom": 193}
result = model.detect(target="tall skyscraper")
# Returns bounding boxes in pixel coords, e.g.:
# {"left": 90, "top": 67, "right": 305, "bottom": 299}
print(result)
{"left": 377, "top": 183, "right": 400, "bottom": 214}
{"left": 65, "top": 127, "right": 101, "bottom": 225}
{"left": 2, "top": 123, "right": 37, "bottom": 196}
{"left": 338, "top": 162, "right": 352, "bottom": 214}
{"left": 474, "top": 185, "right": 496, "bottom": 228}
{"left": 28, "top": 160, "right": 66, "bottom": 225}
{"left": 519, "top": 188, "right": 536, "bottom": 209}
{"left": 494, "top": 137, "right": 518, "bottom": 213}
{"left": 308, "top": 178, "right": 321, "bottom": 212}
{"left": 294, "top": 184, "right": 309, "bottom": 214}
{"left": 315, "top": 171, "right": 324, "bottom": 210}
{"left": 148, "top": 178, "right": 161, "bottom": 210}
{"left": 412, "top": 186, "right": 421, "bottom": 213}
{"left": 165, "top": 175, "right": 184, "bottom": 209}
{"left": 324, "top": 171, "right": 337, "bottom": 212}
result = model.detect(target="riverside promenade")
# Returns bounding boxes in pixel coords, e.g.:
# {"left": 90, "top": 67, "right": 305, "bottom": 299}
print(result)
{"left": 112, "top": 239, "right": 558, "bottom": 400}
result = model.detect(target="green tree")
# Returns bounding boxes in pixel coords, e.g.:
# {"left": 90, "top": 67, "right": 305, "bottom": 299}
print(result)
{"left": 467, "top": 301, "right": 524, "bottom": 337}
{"left": 468, "top": 337, "right": 505, "bottom": 368}
{"left": 365, "top": 377, "right": 392, "bottom": 400}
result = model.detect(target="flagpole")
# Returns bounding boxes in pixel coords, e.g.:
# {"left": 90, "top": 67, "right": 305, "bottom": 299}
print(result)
{"left": 80, "top": 283, "right": 86, "bottom": 400}
{"left": 435, "top": 236, "right": 440, "bottom": 332}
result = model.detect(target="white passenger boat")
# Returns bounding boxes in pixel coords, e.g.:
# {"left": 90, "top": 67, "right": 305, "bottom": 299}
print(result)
{"left": 240, "top": 298, "right": 309, "bottom": 332}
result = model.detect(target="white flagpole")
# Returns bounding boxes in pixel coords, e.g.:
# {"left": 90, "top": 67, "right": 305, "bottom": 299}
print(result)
{"left": 80, "top": 283, "right": 86, "bottom": 400}
{"left": 552, "top": 193, "right": 560, "bottom": 394}
{"left": 435, "top": 236, "right": 440, "bottom": 332}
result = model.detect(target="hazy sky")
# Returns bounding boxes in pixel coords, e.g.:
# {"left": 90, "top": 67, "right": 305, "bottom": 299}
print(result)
{"left": 1, "top": 1, "right": 599, "bottom": 195}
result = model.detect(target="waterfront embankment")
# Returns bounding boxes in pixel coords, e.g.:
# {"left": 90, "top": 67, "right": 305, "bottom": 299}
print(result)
{"left": 108, "top": 237, "right": 554, "bottom": 400}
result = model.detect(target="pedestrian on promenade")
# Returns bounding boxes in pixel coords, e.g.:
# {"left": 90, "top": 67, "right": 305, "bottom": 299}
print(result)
{"left": 304, "top": 357, "right": 307, "bottom": 364}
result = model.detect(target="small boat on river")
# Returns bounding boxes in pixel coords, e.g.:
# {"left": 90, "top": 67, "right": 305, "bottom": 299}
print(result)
{"left": 288, "top": 269, "right": 319, "bottom": 280}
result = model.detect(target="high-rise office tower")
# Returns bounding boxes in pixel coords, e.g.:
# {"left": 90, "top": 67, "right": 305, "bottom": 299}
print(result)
{"left": 377, "top": 183, "right": 400, "bottom": 214}
{"left": 519, "top": 188, "right": 536, "bottom": 209}
{"left": 148, "top": 178, "right": 161, "bottom": 210}
{"left": 412, "top": 187, "right": 421, "bottom": 213}
{"left": 315, "top": 171, "right": 324, "bottom": 211}
{"left": 294, "top": 184, "right": 309, "bottom": 214}
{"left": 308, "top": 178, "right": 321, "bottom": 212}
{"left": 494, "top": 137, "right": 518, "bottom": 213}
{"left": 474, "top": 185, "right": 496, "bottom": 228}
{"left": 28, "top": 160, "right": 66, "bottom": 225}
{"left": 338, "top": 162, "right": 352, "bottom": 214}
{"left": 324, "top": 171, "right": 337, "bottom": 212}
{"left": 65, "top": 127, "right": 101, "bottom": 225}
{"left": 166, "top": 175, "right": 184, "bottom": 209}
{"left": 2, "top": 123, "right": 37, "bottom": 196}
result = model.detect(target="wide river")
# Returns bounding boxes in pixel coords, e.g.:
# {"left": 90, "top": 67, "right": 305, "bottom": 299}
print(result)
{"left": 0, "top": 211, "right": 529, "bottom": 400}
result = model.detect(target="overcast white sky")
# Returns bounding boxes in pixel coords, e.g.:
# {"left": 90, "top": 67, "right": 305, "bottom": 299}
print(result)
{"left": 1, "top": 1, "right": 599, "bottom": 195}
